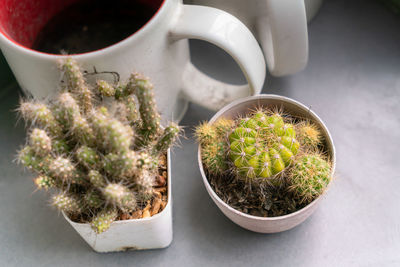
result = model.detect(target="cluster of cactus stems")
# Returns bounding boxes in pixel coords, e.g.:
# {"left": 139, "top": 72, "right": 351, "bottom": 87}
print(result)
{"left": 196, "top": 108, "right": 332, "bottom": 205}
{"left": 17, "top": 58, "right": 180, "bottom": 233}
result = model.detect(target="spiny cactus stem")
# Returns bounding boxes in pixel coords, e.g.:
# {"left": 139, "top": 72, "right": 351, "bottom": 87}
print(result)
{"left": 103, "top": 184, "right": 137, "bottom": 212}
{"left": 195, "top": 121, "right": 217, "bottom": 146}
{"left": 34, "top": 175, "right": 56, "bottom": 190}
{"left": 51, "top": 192, "right": 82, "bottom": 214}
{"left": 152, "top": 123, "right": 180, "bottom": 156}
{"left": 91, "top": 208, "right": 118, "bottom": 234}
{"left": 128, "top": 73, "right": 161, "bottom": 147}
{"left": 96, "top": 80, "right": 116, "bottom": 97}
{"left": 49, "top": 157, "right": 82, "bottom": 184}
{"left": 19, "top": 101, "right": 62, "bottom": 137}
{"left": 84, "top": 190, "right": 104, "bottom": 209}
{"left": 123, "top": 96, "right": 140, "bottom": 125}
{"left": 88, "top": 170, "right": 107, "bottom": 188}
{"left": 76, "top": 145, "right": 100, "bottom": 170}
{"left": 29, "top": 128, "right": 52, "bottom": 157}
{"left": 60, "top": 58, "right": 93, "bottom": 113}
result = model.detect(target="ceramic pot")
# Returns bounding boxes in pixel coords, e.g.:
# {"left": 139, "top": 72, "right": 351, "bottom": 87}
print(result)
{"left": 63, "top": 150, "right": 172, "bottom": 253}
{"left": 198, "top": 95, "right": 336, "bottom": 233}
{"left": 305, "top": 0, "right": 324, "bottom": 22}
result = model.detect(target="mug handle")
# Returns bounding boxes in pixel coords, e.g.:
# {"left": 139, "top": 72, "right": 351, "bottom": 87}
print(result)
{"left": 257, "top": 0, "right": 308, "bottom": 76}
{"left": 170, "top": 5, "right": 266, "bottom": 111}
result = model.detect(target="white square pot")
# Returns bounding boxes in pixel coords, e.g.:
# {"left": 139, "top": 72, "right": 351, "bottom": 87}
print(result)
{"left": 63, "top": 150, "right": 173, "bottom": 253}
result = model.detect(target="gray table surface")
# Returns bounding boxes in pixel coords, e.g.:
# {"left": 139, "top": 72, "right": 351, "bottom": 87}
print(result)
{"left": 1, "top": 0, "right": 400, "bottom": 266}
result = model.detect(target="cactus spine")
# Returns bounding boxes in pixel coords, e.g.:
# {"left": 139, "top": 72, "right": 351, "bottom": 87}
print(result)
{"left": 18, "top": 58, "right": 180, "bottom": 234}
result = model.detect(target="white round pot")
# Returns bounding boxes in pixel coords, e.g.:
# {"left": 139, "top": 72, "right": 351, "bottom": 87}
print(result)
{"left": 198, "top": 95, "right": 336, "bottom": 233}
{"left": 63, "top": 150, "right": 172, "bottom": 253}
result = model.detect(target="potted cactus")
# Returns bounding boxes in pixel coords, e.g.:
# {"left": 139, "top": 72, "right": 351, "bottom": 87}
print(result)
{"left": 195, "top": 95, "right": 336, "bottom": 233}
{"left": 17, "top": 59, "right": 180, "bottom": 252}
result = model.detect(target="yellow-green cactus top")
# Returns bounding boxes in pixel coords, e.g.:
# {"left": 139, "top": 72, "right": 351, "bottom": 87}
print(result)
{"left": 229, "top": 111, "right": 300, "bottom": 180}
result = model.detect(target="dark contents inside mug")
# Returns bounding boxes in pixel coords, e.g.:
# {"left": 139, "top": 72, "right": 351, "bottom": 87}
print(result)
{"left": 30, "top": 0, "right": 163, "bottom": 54}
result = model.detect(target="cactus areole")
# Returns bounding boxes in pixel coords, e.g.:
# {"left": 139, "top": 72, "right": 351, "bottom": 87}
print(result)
{"left": 17, "top": 58, "right": 180, "bottom": 234}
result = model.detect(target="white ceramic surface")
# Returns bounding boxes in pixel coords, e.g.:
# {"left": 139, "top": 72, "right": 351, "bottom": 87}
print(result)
{"left": 305, "top": 0, "right": 324, "bottom": 22}
{"left": 198, "top": 95, "right": 336, "bottom": 233}
{"left": 0, "top": 0, "right": 266, "bottom": 121}
{"left": 63, "top": 150, "right": 172, "bottom": 253}
{"left": 187, "top": 0, "right": 310, "bottom": 76}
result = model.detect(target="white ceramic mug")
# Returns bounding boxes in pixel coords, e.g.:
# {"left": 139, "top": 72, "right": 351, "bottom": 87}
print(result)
{"left": 186, "top": 0, "right": 315, "bottom": 76}
{"left": 0, "top": 0, "right": 266, "bottom": 121}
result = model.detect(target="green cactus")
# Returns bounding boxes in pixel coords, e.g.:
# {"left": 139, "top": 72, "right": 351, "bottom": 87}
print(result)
{"left": 76, "top": 145, "right": 100, "bottom": 170}
{"left": 60, "top": 58, "right": 93, "bottom": 113}
{"left": 17, "top": 58, "right": 180, "bottom": 233}
{"left": 213, "top": 118, "right": 235, "bottom": 136}
{"left": 129, "top": 73, "right": 161, "bottom": 147}
{"left": 135, "top": 169, "right": 155, "bottom": 201}
{"left": 195, "top": 118, "right": 235, "bottom": 176}
{"left": 123, "top": 96, "right": 140, "bottom": 125}
{"left": 91, "top": 112, "right": 133, "bottom": 154}
{"left": 34, "top": 175, "right": 56, "bottom": 190}
{"left": 53, "top": 139, "right": 70, "bottom": 154}
{"left": 18, "top": 146, "right": 51, "bottom": 173}
{"left": 201, "top": 141, "right": 228, "bottom": 175}
{"left": 195, "top": 121, "right": 218, "bottom": 146}
{"left": 104, "top": 184, "right": 137, "bottom": 212}
{"left": 29, "top": 129, "right": 52, "bottom": 157}
{"left": 51, "top": 192, "right": 82, "bottom": 214}
{"left": 96, "top": 80, "right": 116, "bottom": 97}
{"left": 103, "top": 151, "right": 138, "bottom": 178}
{"left": 152, "top": 123, "right": 181, "bottom": 157}
{"left": 88, "top": 170, "right": 106, "bottom": 188}
{"left": 49, "top": 156, "right": 84, "bottom": 184}
{"left": 196, "top": 108, "right": 333, "bottom": 216}
{"left": 84, "top": 189, "right": 104, "bottom": 209}
{"left": 296, "top": 121, "right": 322, "bottom": 150}
{"left": 288, "top": 154, "right": 331, "bottom": 202}
{"left": 19, "top": 102, "right": 62, "bottom": 137}
{"left": 229, "top": 112, "right": 299, "bottom": 182}
{"left": 91, "top": 208, "right": 118, "bottom": 234}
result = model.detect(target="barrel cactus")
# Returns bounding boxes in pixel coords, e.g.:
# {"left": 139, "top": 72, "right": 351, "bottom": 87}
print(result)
{"left": 17, "top": 58, "right": 180, "bottom": 234}
{"left": 229, "top": 111, "right": 299, "bottom": 183}
{"left": 296, "top": 121, "right": 322, "bottom": 150}
{"left": 288, "top": 154, "right": 331, "bottom": 202}
{"left": 196, "top": 107, "right": 333, "bottom": 215}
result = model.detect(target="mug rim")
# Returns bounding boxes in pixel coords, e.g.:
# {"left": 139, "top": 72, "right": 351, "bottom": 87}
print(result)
{"left": 0, "top": 0, "right": 167, "bottom": 58}
{"left": 197, "top": 94, "right": 337, "bottom": 222}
